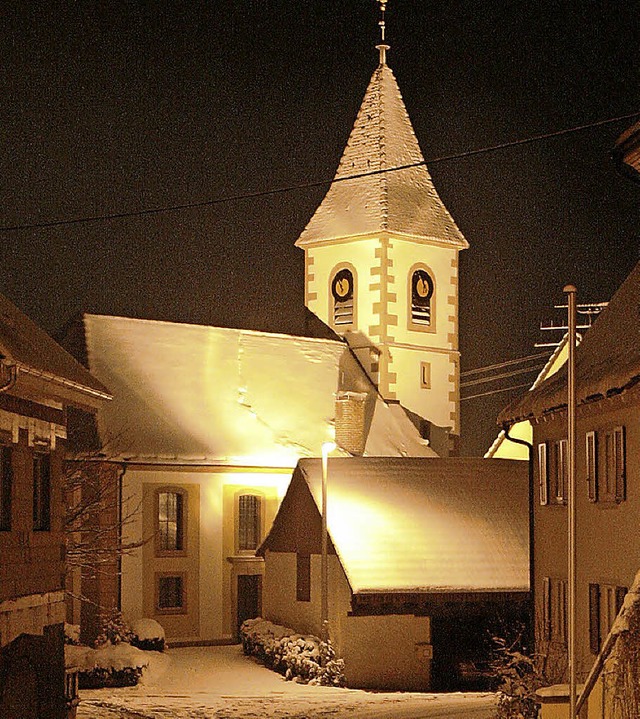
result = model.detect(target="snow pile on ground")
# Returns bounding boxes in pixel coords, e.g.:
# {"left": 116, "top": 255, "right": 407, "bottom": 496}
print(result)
{"left": 241, "top": 618, "right": 345, "bottom": 686}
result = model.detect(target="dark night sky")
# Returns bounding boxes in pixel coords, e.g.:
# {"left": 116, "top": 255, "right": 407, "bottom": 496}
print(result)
{"left": 1, "top": 1, "right": 638, "bottom": 455}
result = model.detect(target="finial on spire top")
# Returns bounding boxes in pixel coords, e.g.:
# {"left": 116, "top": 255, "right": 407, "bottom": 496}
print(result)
{"left": 376, "top": 0, "right": 389, "bottom": 65}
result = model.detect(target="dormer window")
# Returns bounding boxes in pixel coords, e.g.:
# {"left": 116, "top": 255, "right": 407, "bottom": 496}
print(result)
{"left": 331, "top": 267, "right": 355, "bottom": 327}
{"left": 410, "top": 268, "right": 434, "bottom": 326}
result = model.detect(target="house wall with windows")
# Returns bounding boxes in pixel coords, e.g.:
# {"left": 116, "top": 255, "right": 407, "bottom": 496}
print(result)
{"left": 531, "top": 395, "right": 640, "bottom": 676}
{"left": 0, "top": 292, "right": 111, "bottom": 719}
{"left": 121, "top": 467, "right": 288, "bottom": 644}
{"left": 499, "top": 261, "right": 640, "bottom": 687}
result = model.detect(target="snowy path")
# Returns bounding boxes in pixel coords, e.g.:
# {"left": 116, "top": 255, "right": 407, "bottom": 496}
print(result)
{"left": 77, "top": 645, "right": 497, "bottom": 719}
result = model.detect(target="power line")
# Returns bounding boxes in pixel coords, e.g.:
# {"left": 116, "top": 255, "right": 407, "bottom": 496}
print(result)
{"left": 461, "top": 381, "right": 532, "bottom": 402}
{"left": 460, "top": 362, "right": 546, "bottom": 389}
{"left": 0, "top": 111, "right": 637, "bottom": 234}
{"left": 460, "top": 350, "right": 551, "bottom": 377}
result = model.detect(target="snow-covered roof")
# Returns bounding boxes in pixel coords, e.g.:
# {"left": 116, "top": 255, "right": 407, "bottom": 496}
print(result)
{"left": 296, "top": 61, "right": 468, "bottom": 248}
{"left": 82, "top": 314, "right": 435, "bottom": 465}
{"left": 485, "top": 337, "right": 570, "bottom": 458}
{"left": 500, "top": 261, "right": 640, "bottom": 424}
{"left": 0, "top": 292, "right": 110, "bottom": 400}
{"left": 275, "top": 457, "right": 529, "bottom": 594}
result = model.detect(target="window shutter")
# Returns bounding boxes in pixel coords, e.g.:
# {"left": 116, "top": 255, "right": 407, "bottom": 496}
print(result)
{"left": 560, "top": 580, "right": 568, "bottom": 645}
{"left": 614, "top": 426, "right": 626, "bottom": 502}
{"left": 615, "top": 586, "right": 627, "bottom": 616}
{"left": 542, "top": 577, "right": 551, "bottom": 641}
{"left": 538, "top": 443, "right": 549, "bottom": 506}
{"left": 589, "top": 583, "right": 600, "bottom": 654}
{"left": 586, "top": 431, "right": 597, "bottom": 502}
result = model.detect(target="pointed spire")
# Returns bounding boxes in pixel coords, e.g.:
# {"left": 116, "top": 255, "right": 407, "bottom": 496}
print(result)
{"left": 296, "top": 61, "right": 468, "bottom": 249}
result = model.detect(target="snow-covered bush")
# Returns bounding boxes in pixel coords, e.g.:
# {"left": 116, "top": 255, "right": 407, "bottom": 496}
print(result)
{"left": 491, "top": 622, "right": 566, "bottom": 719}
{"left": 66, "top": 642, "right": 150, "bottom": 688}
{"left": 130, "top": 618, "right": 166, "bottom": 652}
{"left": 241, "top": 618, "right": 345, "bottom": 686}
{"left": 94, "top": 607, "right": 134, "bottom": 647}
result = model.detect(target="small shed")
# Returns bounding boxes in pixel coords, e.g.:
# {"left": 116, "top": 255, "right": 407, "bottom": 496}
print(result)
{"left": 258, "top": 457, "right": 530, "bottom": 690}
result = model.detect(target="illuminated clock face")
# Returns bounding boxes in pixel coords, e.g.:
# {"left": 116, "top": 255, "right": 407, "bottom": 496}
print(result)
{"left": 412, "top": 269, "right": 433, "bottom": 303}
{"left": 331, "top": 268, "right": 353, "bottom": 301}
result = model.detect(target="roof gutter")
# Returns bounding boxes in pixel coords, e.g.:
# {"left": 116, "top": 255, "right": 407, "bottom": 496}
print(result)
{"left": 503, "top": 422, "right": 535, "bottom": 648}
{"left": 17, "top": 362, "right": 112, "bottom": 401}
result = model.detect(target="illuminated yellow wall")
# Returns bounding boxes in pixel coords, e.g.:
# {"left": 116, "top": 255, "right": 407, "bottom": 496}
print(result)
{"left": 303, "top": 234, "right": 461, "bottom": 434}
{"left": 121, "top": 466, "right": 291, "bottom": 644}
{"left": 262, "top": 549, "right": 433, "bottom": 690}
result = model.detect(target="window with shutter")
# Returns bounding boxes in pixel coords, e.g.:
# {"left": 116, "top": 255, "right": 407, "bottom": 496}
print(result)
{"left": 597, "top": 426, "right": 626, "bottom": 503}
{"left": 555, "top": 439, "right": 568, "bottom": 503}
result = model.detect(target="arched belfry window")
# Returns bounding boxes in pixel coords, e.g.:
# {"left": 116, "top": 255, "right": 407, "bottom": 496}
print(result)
{"left": 410, "top": 267, "right": 435, "bottom": 327}
{"left": 331, "top": 267, "right": 355, "bottom": 327}
{"left": 238, "top": 494, "right": 262, "bottom": 551}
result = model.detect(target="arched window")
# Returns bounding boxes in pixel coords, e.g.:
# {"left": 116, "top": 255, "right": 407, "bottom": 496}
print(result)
{"left": 331, "top": 267, "right": 355, "bottom": 327}
{"left": 238, "top": 494, "right": 262, "bottom": 551}
{"left": 158, "top": 490, "right": 185, "bottom": 552}
{"left": 410, "top": 267, "right": 435, "bottom": 327}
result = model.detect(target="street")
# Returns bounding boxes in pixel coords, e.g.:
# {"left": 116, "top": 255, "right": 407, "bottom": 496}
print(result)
{"left": 77, "top": 645, "right": 497, "bottom": 719}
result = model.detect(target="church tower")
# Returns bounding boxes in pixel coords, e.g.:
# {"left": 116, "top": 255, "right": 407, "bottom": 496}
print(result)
{"left": 295, "top": 12, "right": 468, "bottom": 448}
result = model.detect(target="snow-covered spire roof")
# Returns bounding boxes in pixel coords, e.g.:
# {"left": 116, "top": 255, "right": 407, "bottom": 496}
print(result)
{"left": 296, "top": 56, "right": 468, "bottom": 248}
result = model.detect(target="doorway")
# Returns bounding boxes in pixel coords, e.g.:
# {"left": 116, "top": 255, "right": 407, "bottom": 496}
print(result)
{"left": 237, "top": 574, "right": 262, "bottom": 637}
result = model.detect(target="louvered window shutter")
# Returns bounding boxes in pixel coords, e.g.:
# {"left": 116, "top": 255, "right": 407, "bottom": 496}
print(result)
{"left": 614, "top": 426, "right": 626, "bottom": 502}
{"left": 615, "top": 586, "right": 627, "bottom": 615}
{"left": 542, "top": 577, "right": 551, "bottom": 641}
{"left": 538, "top": 443, "right": 549, "bottom": 506}
{"left": 589, "top": 583, "right": 600, "bottom": 654}
{"left": 586, "top": 431, "right": 597, "bottom": 502}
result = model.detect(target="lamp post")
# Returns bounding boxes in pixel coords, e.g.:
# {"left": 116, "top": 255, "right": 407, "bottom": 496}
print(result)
{"left": 565, "top": 284, "right": 577, "bottom": 718}
{"left": 321, "top": 441, "right": 336, "bottom": 641}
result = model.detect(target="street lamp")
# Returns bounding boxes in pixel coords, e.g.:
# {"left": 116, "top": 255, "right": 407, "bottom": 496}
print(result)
{"left": 321, "top": 441, "right": 336, "bottom": 641}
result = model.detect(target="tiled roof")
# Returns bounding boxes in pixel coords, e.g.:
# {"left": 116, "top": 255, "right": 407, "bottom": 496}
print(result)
{"left": 0, "top": 292, "right": 109, "bottom": 399}
{"left": 286, "top": 457, "right": 529, "bottom": 593}
{"left": 82, "top": 314, "right": 435, "bottom": 465}
{"left": 499, "top": 261, "right": 640, "bottom": 424}
{"left": 296, "top": 62, "right": 468, "bottom": 248}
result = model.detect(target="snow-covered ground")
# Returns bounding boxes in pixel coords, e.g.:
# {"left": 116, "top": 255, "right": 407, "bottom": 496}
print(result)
{"left": 77, "top": 645, "right": 497, "bottom": 719}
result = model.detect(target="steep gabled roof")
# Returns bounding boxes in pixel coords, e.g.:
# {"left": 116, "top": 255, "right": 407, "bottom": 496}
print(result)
{"left": 262, "top": 457, "right": 529, "bottom": 594}
{"left": 81, "top": 314, "right": 435, "bottom": 465}
{"left": 296, "top": 60, "right": 468, "bottom": 248}
{"left": 500, "top": 261, "right": 640, "bottom": 424}
{"left": 0, "top": 292, "right": 110, "bottom": 400}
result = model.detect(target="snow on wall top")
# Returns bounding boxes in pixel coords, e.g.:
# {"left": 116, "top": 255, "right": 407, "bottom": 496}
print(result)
{"left": 0, "top": 292, "right": 110, "bottom": 399}
{"left": 297, "top": 457, "right": 529, "bottom": 593}
{"left": 500, "top": 260, "right": 640, "bottom": 424}
{"left": 296, "top": 62, "right": 468, "bottom": 248}
{"left": 82, "top": 314, "right": 434, "bottom": 465}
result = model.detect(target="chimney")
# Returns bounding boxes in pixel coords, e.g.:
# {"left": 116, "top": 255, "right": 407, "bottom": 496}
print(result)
{"left": 335, "top": 392, "right": 368, "bottom": 456}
